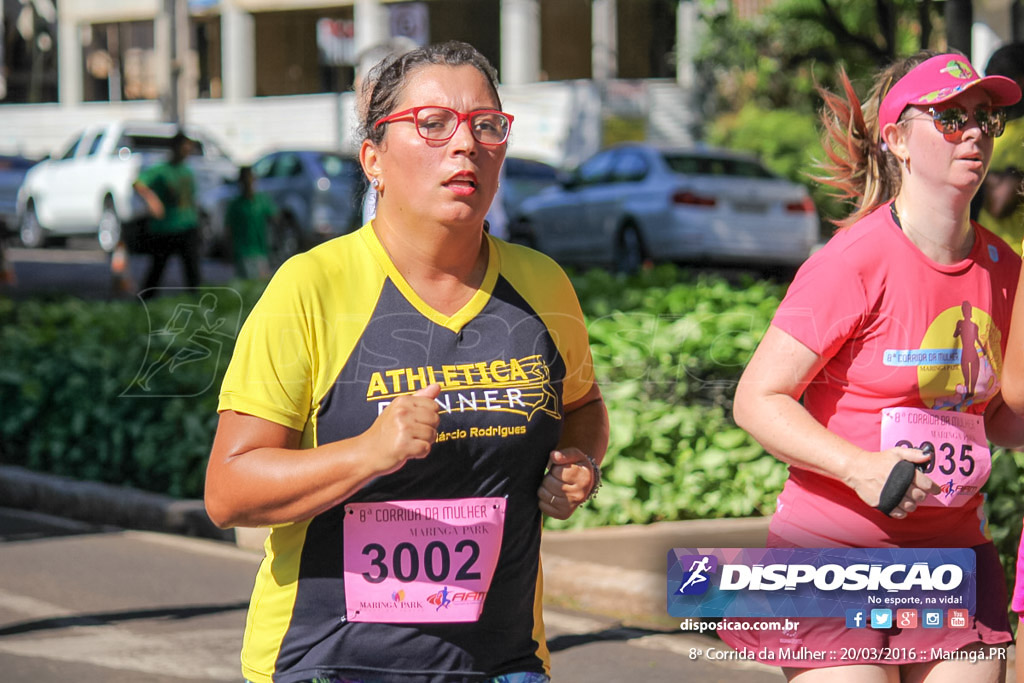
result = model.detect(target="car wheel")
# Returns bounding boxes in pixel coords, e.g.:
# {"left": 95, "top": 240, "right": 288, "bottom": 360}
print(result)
{"left": 97, "top": 199, "right": 121, "bottom": 253}
{"left": 272, "top": 215, "right": 302, "bottom": 264}
{"left": 19, "top": 203, "right": 44, "bottom": 248}
{"left": 614, "top": 224, "right": 645, "bottom": 274}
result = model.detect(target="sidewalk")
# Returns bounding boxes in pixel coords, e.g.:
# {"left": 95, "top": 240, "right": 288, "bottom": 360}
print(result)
{"left": 0, "top": 464, "right": 767, "bottom": 627}
{"left": 3, "top": 464, "right": 1015, "bottom": 679}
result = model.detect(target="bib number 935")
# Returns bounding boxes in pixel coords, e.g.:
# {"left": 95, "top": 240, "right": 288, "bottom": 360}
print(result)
{"left": 879, "top": 407, "right": 991, "bottom": 508}
{"left": 893, "top": 440, "right": 974, "bottom": 477}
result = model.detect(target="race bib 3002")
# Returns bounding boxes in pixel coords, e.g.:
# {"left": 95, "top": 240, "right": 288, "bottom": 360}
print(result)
{"left": 343, "top": 497, "right": 506, "bottom": 623}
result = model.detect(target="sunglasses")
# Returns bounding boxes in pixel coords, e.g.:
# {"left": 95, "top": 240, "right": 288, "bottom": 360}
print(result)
{"left": 903, "top": 105, "right": 1007, "bottom": 137}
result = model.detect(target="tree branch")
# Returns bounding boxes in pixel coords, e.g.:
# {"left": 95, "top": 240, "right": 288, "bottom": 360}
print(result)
{"left": 815, "top": 0, "right": 888, "bottom": 63}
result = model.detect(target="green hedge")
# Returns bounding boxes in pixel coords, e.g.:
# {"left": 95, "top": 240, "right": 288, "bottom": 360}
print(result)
{"left": 550, "top": 266, "right": 789, "bottom": 528}
{"left": 2, "top": 266, "right": 1022, "bottom": 587}
{"left": 0, "top": 282, "right": 266, "bottom": 498}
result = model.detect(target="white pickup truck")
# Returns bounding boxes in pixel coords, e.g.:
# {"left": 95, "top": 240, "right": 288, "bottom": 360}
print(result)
{"left": 17, "top": 120, "right": 236, "bottom": 251}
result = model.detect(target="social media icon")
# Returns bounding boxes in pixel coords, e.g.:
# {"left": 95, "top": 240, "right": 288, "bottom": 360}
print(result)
{"left": 947, "top": 609, "right": 968, "bottom": 628}
{"left": 923, "top": 609, "right": 943, "bottom": 628}
{"left": 870, "top": 609, "right": 892, "bottom": 629}
{"left": 845, "top": 609, "right": 866, "bottom": 629}
{"left": 896, "top": 609, "right": 918, "bottom": 628}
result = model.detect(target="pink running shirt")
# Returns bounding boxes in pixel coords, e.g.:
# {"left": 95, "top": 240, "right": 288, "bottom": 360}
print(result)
{"left": 768, "top": 202, "right": 1019, "bottom": 548}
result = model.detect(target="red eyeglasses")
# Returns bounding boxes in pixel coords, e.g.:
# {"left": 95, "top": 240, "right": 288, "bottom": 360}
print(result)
{"left": 374, "top": 106, "right": 514, "bottom": 145}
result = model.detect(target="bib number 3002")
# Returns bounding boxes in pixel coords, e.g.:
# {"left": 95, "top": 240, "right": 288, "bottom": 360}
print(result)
{"left": 360, "top": 539, "right": 481, "bottom": 584}
{"left": 880, "top": 407, "right": 991, "bottom": 507}
{"left": 343, "top": 498, "right": 505, "bottom": 623}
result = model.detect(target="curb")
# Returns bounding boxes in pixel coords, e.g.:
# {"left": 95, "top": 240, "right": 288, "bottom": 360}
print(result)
{"left": 0, "top": 464, "right": 772, "bottom": 625}
{"left": 540, "top": 517, "right": 771, "bottom": 625}
{"left": 0, "top": 465, "right": 233, "bottom": 541}
{"left": 542, "top": 552, "right": 666, "bottom": 622}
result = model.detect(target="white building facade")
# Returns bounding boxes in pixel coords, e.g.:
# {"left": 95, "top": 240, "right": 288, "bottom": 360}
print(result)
{"left": 0, "top": 0, "right": 1019, "bottom": 165}
{"left": 2, "top": 0, "right": 703, "bottom": 166}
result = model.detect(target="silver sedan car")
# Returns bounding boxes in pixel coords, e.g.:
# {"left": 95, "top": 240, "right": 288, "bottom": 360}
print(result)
{"left": 511, "top": 143, "right": 820, "bottom": 272}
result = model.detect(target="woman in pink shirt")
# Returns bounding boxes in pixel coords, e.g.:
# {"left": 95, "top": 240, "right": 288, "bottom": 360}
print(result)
{"left": 722, "top": 52, "right": 1023, "bottom": 682}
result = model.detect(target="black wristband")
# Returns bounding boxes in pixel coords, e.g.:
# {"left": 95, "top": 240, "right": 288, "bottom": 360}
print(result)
{"left": 875, "top": 460, "right": 916, "bottom": 515}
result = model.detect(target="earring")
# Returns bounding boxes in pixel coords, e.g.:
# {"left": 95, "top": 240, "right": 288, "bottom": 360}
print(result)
{"left": 371, "top": 178, "right": 380, "bottom": 189}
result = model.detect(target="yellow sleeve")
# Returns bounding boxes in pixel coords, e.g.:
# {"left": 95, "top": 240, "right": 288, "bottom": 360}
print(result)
{"left": 218, "top": 256, "right": 317, "bottom": 431}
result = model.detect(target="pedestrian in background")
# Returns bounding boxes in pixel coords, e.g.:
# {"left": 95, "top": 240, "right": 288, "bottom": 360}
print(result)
{"left": 205, "top": 41, "right": 607, "bottom": 683}
{"left": 976, "top": 42, "right": 1024, "bottom": 253}
{"left": 725, "top": 51, "right": 1023, "bottom": 681}
{"left": 226, "top": 165, "right": 274, "bottom": 280}
{"left": 0, "top": 235, "right": 14, "bottom": 285}
{"left": 109, "top": 237, "right": 135, "bottom": 295}
{"left": 132, "top": 131, "right": 201, "bottom": 298}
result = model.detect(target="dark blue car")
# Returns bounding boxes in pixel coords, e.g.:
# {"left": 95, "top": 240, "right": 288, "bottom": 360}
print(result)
{"left": 0, "top": 154, "right": 41, "bottom": 238}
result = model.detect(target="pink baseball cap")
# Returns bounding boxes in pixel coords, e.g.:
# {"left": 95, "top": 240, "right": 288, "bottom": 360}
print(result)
{"left": 878, "top": 53, "right": 1021, "bottom": 130}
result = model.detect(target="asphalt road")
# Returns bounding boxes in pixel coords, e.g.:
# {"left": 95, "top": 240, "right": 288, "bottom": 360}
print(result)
{"left": 0, "top": 239, "right": 796, "bottom": 302}
{"left": 1, "top": 240, "right": 237, "bottom": 300}
{"left": 0, "top": 507, "right": 787, "bottom": 683}
{"left": 0, "top": 508, "right": 254, "bottom": 683}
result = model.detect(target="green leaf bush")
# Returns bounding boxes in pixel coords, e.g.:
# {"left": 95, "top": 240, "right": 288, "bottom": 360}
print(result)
{"left": 985, "top": 447, "right": 1024, "bottom": 590}
{"left": 3, "top": 265, "right": 1022, "bottom": 593}
{"left": 547, "top": 265, "right": 789, "bottom": 529}
{"left": 0, "top": 282, "right": 266, "bottom": 498}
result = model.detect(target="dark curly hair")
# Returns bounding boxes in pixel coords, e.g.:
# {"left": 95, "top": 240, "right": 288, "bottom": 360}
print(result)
{"left": 359, "top": 41, "right": 501, "bottom": 146}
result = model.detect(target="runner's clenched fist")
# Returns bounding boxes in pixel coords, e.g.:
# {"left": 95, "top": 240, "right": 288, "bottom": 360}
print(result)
{"left": 363, "top": 383, "right": 441, "bottom": 476}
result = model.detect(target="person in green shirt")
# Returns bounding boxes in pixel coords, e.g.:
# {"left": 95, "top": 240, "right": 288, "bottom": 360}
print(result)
{"left": 226, "top": 165, "right": 276, "bottom": 279}
{"left": 133, "top": 131, "right": 201, "bottom": 298}
{"left": 979, "top": 43, "right": 1024, "bottom": 254}
{"left": 0, "top": 237, "right": 14, "bottom": 286}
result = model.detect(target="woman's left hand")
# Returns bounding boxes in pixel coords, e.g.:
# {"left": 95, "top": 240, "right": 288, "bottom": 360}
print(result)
{"left": 538, "top": 448, "right": 595, "bottom": 520}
